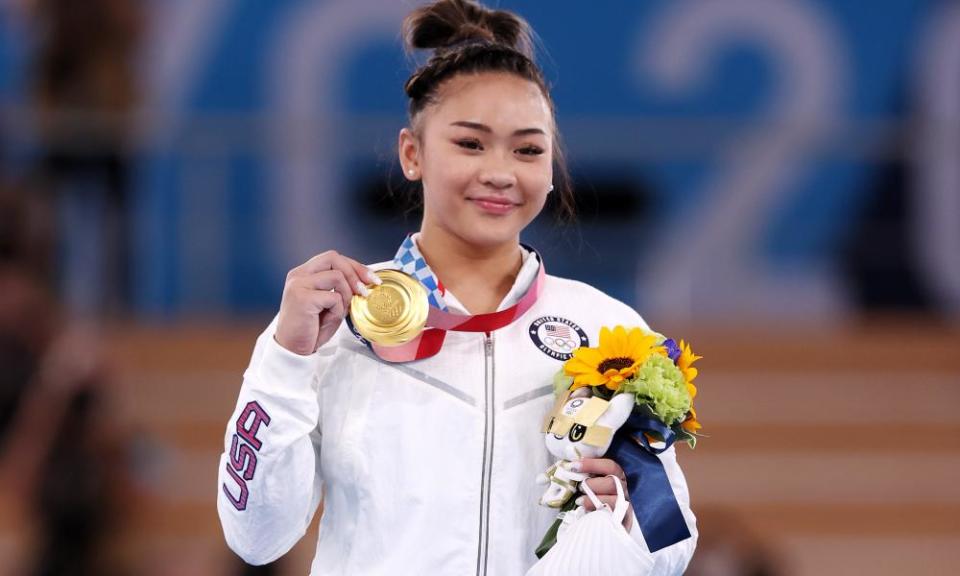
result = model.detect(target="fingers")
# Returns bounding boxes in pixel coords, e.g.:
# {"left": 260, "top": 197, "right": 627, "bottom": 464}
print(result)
{"left": 292, "top": 250, "right": 364, "bottom": 297}
{"left": 576, "top": 458, "right": 630, "bottom": 518}
{"left": 577, "top": 458, "right": 626, "bottom": 481}
{"left": 582, "top": 475, "right": 624, "bottom": 498}
{"left": 343, "top": 255, "right": 382, "bottom": 287}
{"left": 286, "top": 251, "right": 383, "bottom": 316}
{"left": 299, "top": 270, "right": 354, "bottom": 314}
{"left": 578, "top": 493, "right": 626, "bottom": 511}
{"left": 277, "top": 250, "right": 379, "bottom": 355}
{"left": 316, "top": 292, "right": 346, "bottom": 333}
{"left": 295, "top": 250, "right": 380, "bottom": 296}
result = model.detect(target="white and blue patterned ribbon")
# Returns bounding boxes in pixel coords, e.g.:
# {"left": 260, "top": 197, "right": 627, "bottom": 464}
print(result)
{"left": 392, "top": 235, "right": 448, "bottom": 311}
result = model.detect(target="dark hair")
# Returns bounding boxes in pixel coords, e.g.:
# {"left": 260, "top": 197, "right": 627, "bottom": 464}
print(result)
{"left": 401, "top": 0, "right": 575, "bottom": 222}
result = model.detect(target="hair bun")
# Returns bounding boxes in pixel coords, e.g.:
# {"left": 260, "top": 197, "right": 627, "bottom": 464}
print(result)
{"left": 403, "top": 0, "right": 534, "bottom": 59}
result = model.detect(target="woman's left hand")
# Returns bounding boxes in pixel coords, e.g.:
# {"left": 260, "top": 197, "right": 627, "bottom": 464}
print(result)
{"left": 576, "top": 458, "right": 633, "bottom": 531}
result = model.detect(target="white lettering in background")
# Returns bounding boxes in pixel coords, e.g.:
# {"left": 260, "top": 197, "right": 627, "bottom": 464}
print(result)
{"left": 140, "top": 0, "right": 229, "bottom": 139}
{"left": 634, "top": 0, "right": 849, "bottom": 322}
{"left": 913, "top": 2, "right": 960, "bottom": 319}
{"left": 265, "top": 0, "right": 411, "bottom": 272}
{"left": 139, "top": 0, "right": 232, "bottom": 314}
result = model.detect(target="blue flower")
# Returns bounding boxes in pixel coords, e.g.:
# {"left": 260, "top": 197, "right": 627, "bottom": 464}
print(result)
{"left": 662, "top": 338, "right": 681, "bottom": 363}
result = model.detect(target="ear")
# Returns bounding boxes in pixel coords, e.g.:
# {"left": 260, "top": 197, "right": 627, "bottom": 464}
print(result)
{"left": 596, "top": 393, "right": 634, "bottom": 431}
{"left": 398, "top": 127, "right": 421, "bottom": 181}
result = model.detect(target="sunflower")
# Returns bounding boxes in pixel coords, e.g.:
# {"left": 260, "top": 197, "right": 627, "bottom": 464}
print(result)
{"left": 563, "top": 326, "right": 665, "bottom": 392}
{"left": 677, "top": 340, "right": 702, "bottom": 399}
{"left": 680, "top": 406, "right": 701, "bottom": 433}
{"left": 677, "top": 340, "right": 703, "bottom": 433}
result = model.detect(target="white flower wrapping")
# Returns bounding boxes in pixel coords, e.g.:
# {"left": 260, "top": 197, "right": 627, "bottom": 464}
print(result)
{"left": 526, "top": 475, "right": 653, "bottom": 576}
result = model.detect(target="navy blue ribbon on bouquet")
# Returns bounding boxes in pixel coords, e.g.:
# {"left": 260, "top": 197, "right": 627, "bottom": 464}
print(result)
{"left": 607, "top": 410, "right": 692, "bottom": 553}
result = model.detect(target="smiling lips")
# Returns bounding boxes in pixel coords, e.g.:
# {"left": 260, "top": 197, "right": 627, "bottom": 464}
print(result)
{"left": 468, "top": 196, "right": 519, "bottom": 215}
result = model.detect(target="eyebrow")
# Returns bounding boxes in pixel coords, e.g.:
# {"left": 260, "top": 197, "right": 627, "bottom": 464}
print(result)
{"left": 450, "top": 121, "right": 546, "bottom": 137}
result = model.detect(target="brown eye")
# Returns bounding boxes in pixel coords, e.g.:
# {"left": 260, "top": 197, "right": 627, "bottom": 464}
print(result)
{"left": 456, "top": 139, "right": 483, "bottom": 151}
{"left": 517, "top": 145, "right": 544, "bottom": 156}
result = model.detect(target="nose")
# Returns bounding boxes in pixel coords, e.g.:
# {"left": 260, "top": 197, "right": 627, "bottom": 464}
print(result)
{"left": 478, "top": 153, "right": 517, "bottom": 189}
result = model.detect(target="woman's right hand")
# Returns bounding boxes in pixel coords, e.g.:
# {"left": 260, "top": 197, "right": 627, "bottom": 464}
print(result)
{"left": 274, "top": 250, "right": 381, "bottom": 355}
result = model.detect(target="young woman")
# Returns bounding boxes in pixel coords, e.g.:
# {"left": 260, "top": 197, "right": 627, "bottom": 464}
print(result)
{"left": 217, "top": 1, "right": 697, "bottom": 574}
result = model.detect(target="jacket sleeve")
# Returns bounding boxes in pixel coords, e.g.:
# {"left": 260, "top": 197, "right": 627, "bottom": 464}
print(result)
{"left": 216, "top": 317, "right": 337, "bottom": 565}
{"left": 625, "top": 445, "right": 698, "bottom": 574}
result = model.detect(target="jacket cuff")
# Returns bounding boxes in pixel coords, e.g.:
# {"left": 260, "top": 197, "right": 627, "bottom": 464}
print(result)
{"left": 250, "top": 334, "right": 322, "bottom": 398}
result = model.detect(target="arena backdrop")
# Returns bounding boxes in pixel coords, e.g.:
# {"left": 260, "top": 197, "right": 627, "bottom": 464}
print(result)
{"left": 1, "top": 0, "right": 957, "bottom": 323}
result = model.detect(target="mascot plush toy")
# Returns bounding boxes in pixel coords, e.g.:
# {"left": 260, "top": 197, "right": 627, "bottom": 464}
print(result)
{"left": 535, "top": 388, "right": 635, "bottom": 557}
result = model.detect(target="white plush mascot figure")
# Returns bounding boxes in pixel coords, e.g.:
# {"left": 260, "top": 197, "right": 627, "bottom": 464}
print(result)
{"left": 538, "top": 388, "right": 635, "bottom": 507}
{"left": 530, "top": 387, "right": 654, "bottom": 574}
{"left": 531, "top": 387, "right": 634, "bottom": 560}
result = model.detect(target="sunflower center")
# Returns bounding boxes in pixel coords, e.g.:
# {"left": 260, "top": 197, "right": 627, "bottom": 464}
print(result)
{"left": 597, "top": 357, "right": 635, "bottom": 373}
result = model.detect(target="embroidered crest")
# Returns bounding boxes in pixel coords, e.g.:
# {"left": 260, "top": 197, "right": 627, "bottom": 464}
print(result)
{"left": 529, "top": 316, "right": 588, "bottom": 360}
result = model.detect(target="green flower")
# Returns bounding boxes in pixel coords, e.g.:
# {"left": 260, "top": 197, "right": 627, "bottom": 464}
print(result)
{"left": 622, "top": 354, "right": 691, "bottom": 426}
{"left": 552, "top": 370, "right": 574, "bottom": 398}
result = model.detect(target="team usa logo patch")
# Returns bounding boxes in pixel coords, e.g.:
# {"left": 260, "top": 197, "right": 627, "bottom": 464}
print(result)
{"left": 529, "top": 316, "right": 588, "bottom": 360}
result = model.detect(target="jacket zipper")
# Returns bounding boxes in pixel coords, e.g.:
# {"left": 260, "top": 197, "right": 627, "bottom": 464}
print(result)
{"left": 476, "top": 332, "right": 495, "bottom": 576}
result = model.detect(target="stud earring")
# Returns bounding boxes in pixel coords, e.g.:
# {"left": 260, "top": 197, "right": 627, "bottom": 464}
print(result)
{"left": 408, "top": 169, "right": 416, "bottom": 176}
{"left": 548, "top": 184, "right": 554, "bottom": 192}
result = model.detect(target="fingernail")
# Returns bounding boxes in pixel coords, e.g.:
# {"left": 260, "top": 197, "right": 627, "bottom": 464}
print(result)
{"left": 574, "top": 496, "right": 585, "bottom": 506}
{"left": 567, "top": 460, "right": 581, "bottom": 472}
{"left": 355, "top": 281, "right": 370, "bottom": 297}
{"left": 366, "top": 269, "right": 383, "bottom": 285}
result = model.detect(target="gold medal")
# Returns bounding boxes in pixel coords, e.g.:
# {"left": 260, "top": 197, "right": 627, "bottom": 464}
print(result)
{"left": 350, "top": 269, "right": 429, "bottom": 345}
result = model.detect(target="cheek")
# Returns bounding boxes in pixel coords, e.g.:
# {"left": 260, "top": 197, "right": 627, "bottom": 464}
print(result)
{"left": 422, "top": 156, "right": 474, "bottom": 202}
{"left": 519, "top": 164, "right": 552, "bottom": 207}
{"left": 521, "top": 151, "right": 553, "bottom": 183}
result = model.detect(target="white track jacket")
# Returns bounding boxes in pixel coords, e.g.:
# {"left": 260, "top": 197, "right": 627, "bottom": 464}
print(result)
{"left": 217, "top": 251, "right": 698, "bottom": 575}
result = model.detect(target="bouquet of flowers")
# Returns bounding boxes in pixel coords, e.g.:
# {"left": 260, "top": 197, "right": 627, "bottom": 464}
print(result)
{"left": 559, "top": 325, "right": 702, "bottom": 448}
{"left": 534, "top": 325, "right": 702, "bottom": 562}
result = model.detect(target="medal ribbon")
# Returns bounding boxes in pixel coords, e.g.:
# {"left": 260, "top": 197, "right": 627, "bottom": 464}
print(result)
{"left": 346, "top": 235, "right": 546, "bottom": 363}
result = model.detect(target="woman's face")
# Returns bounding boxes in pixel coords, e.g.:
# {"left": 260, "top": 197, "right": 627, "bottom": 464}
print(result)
{"left": 400, "top": 71, "right": 554, "bottom": 249}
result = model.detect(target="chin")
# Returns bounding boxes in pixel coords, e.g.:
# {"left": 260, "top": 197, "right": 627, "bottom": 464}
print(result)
{"left": 457, "top": 219, "right": 525, "bottom": 248}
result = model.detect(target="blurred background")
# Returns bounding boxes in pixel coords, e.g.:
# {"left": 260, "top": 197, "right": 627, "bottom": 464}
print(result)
{"left": 0, "top": 0, "right": 958, "bottom": 574}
